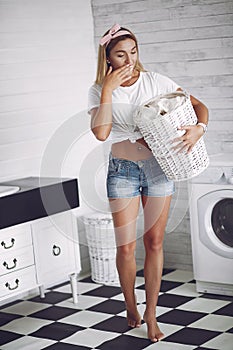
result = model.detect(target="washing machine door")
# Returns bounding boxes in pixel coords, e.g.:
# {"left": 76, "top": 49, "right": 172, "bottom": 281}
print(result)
{"left": 198, "top": 189, "right": 233, "bottom": 258}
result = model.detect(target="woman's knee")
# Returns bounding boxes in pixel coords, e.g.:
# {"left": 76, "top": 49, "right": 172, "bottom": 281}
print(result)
{"left": 143, "top": 232, "right": 164, "bottom": 252}
{"left": 117, "top": 242, "right": 136, "bottom": 259}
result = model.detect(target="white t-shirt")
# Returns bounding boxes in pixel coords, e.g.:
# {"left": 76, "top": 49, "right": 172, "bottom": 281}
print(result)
{"left": 88, "top": 71, "right": 180, "bottom": 144}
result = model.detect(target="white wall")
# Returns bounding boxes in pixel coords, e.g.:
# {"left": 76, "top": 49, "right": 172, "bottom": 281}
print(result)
{"left": 0, "top": 0, "right": 97, "bottom": 182}
{"left": 1, "top": 0, "right": 232, "bottom": 274}
{"left": 91, "top": 0, "right": 233, "bottom": 270}
{"left": 0, "top": 0, "right": 100, "bottom": 274}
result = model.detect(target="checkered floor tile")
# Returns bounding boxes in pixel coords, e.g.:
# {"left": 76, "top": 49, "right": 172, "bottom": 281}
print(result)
{"left": 0, "top": 269, "right": 233, "bottom": 349}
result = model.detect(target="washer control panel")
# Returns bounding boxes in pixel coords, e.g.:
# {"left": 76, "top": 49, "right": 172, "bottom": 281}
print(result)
{"left": 190, "top": 166, "right": 233, "bottom": 185}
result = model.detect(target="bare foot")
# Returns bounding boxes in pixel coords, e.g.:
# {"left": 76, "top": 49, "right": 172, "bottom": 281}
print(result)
{"left": 126, "top": 308, "right": 141, "bottom": 328}
{"left": 143, "top": 313, "right": 164, "bottom": 342}
{"left": 125, "top": 294, "right": 141, "bottom": 328}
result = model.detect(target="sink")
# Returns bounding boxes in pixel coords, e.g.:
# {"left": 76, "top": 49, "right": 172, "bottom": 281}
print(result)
{"left": 0, "top": 185, "right": 20, "bottom": 198}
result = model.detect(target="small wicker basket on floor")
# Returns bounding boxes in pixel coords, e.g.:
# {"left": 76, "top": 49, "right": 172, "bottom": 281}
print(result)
{"left": 134, "top": 91, "right": 209, "bottom": 181}
{"left": 83, "top": 213, "right": 119, "bottom": 285}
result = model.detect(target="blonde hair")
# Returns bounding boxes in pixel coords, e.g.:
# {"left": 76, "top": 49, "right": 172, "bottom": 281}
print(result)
{"left": 95, "top": 26, "right": 145, "bottom": 85}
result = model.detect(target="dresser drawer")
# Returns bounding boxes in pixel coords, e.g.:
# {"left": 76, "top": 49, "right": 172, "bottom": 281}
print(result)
{"left": 0, "top": 224, "right": 32, "bottom": 253}
{"left": 0, "top": 265, "right": 37, "bottom": 298}
{"left": 0, "top": 246, "right": 34, "bottom": 276}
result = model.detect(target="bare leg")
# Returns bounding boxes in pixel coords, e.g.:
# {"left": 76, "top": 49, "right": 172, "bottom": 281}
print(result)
{"left": 142, "top": 195, "right": 172, "bottom": 342}
{"left": 109, "top": 197, "right": 141, "bottom": 328}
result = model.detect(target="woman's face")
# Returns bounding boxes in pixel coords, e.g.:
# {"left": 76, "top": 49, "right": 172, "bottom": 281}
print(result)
{"left": 107, "top": 38, "right": 138, "bottom": 70}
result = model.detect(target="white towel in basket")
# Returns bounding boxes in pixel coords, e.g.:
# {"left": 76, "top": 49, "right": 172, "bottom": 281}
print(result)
{"left": 144, "top": 93, "right": 186, "bottom": 119}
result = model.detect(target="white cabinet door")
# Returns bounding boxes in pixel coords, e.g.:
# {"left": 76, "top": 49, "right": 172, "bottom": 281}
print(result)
{"left": 32, "top": 211, "right": 80, "bottom": 288}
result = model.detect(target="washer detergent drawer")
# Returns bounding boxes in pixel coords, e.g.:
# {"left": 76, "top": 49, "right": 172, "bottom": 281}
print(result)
{"left": 198, "top": 189, "right": 233, "bottom": 259}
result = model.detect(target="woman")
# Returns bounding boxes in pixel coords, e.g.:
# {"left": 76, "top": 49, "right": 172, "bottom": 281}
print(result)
{"left": 88, "top": 24, "right": 208, "bottom": 342}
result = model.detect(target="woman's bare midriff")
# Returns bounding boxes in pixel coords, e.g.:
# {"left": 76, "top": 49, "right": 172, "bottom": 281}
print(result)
{"left": 111, "top": 138, "right": 153, "bottom": 161}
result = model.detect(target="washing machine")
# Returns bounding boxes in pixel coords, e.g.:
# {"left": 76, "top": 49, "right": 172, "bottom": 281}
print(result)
{"left": 189, "top": 153, "right": 233, "bottom": 296}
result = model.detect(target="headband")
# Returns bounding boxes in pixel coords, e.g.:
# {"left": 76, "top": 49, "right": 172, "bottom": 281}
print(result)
{"left": 99, "top": 23, "right": 132, "bottom": 47}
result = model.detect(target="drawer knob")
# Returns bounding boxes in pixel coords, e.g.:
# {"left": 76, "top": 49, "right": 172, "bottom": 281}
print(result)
{"left": 5, "top": 279, "right": 19, "bottom": 291}
{"left": 3, "top": 258, "right": 17, "bottom": 270}
{"left": 52, "top": 245, "right": 61, "bottom": 256}
{"left": 1, "top": 238, "right": 15, "bottom": 249}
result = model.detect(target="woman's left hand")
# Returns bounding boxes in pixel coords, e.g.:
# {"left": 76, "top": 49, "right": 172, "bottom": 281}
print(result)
{"left": 172, "top": 125, "right": 204, "bottom": 153}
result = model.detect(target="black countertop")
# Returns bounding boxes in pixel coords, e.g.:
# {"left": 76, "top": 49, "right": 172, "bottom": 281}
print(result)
{"left": 0, "top": 177, "right": 79, "bottom": 229}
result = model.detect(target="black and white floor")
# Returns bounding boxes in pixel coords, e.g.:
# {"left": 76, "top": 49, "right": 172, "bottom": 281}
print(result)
{"left": 0, "top": 269, "right": 233, "bottom": 349}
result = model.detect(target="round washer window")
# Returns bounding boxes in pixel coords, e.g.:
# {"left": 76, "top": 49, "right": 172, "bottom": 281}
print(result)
{"left": 211, "top": 198, "right": 233, "bottom": 247}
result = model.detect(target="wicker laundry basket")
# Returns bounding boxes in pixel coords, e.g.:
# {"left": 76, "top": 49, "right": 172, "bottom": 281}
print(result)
{"left": 83, "top": 213, "right": 119, "bottom": 285}
{"left": 134, "top": 91, "right": 209, "bottom": 181}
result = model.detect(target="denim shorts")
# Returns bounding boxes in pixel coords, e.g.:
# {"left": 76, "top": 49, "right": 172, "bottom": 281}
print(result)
{"left": 107, "top": 154, "right": 175, "bottom": 198}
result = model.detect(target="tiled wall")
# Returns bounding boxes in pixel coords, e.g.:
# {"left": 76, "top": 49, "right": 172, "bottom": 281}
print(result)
{"left": 90, "top": 0, "right": 233, "bottom": 270}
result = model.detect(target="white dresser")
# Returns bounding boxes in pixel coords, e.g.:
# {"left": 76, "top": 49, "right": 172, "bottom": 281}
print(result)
{"left": 0, "top": 210, "right": 81, "bottom": 305}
